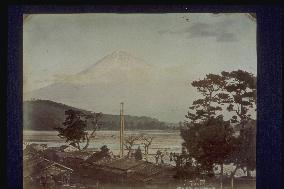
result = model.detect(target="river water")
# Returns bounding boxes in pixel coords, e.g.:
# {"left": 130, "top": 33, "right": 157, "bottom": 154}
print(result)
{"left": 23, "top": 130, "right": 255, "bottom": 177}
{"left": 23, "top": 130, "right": 183, "bottom": 154}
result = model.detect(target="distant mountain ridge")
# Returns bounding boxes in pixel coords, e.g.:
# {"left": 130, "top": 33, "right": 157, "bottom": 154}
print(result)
{"left": 24, "top": 99, "right": 178, "bottom": 131}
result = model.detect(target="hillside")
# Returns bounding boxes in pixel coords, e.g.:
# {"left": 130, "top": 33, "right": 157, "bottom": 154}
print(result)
{"left": 23, "top": 100, "right": 177, "bottom": 131}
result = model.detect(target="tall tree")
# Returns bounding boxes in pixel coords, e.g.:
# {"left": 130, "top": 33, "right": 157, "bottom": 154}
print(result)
{"left": 181, "top": 70, "right": 256, "bottom": 188}
{"left": 54, "top": 109, "right": 102, "bottom": 150}
{"left": 221, "top": 70, "right": 256, "bottom": 177}
{"left": 182, "top": 73, "right": 235, "bottom": 188}
{"left": 140, "top": 135, "right": 154, "bottom": 161}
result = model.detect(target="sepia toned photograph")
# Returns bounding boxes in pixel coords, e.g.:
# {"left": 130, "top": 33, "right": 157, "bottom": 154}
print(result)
{"left": 23, "top": 13, "right": 257, "bottom": 189}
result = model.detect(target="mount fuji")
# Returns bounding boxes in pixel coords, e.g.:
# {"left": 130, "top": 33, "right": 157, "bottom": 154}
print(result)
{"left": 24, "top": 51, "right": 191, "bottom": 122}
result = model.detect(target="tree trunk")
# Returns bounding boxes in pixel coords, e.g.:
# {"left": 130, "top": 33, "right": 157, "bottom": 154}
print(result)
{"left": 220, "top": 163, "right": 224, "bottom": 189}
{"left": 230, "top": 165, "right": 240, "bottom": 179}
{"left": 247, "top": 170, "right": 251, "bottom": 177}
{"left": 231, "top": 176, "right": 234, "bottom": 189}
{"left": 82, "top": 136, "right": 90, "bottom": 150}
{"left": 229, "top": 165, "right": 240, "bottom": 189}
{"left": 127, "top": 149, "right": 131, "bottom": 158}
{"left": 145, "top": 146, "right": 148, "bottom": 161}
{"left": 82, "top": 126, "right": 97, "bottom": 150}
{"left": 77, "top": 142, "right": 81, "bottom": 150}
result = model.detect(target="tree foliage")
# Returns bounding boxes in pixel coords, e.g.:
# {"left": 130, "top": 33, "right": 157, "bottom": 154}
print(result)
{"left": 186, "top": 74, "right": 229, "bottom": 123}
{"left": 221, "top": 70, "right": 256, "bottom": 124}
{"left": 140, "top": 135, "right": 154, "bottom": 157}
{"left": 134, "top": 146, "right": 143, "bottom": 160}
{"left": 181, "top": 116, "right": 234, "bottom": 174}
{"left": 54, "top": 109, "right": 102, "bottom": 150}
{"left": 181, "top": 70, "right": 256, "bottom": 179}
{"left": 228, "top": 120, "right": 256, "bottom": 177}
{"left": 222, "top": 70, "right": 256, "bottom": 176}
{"left": 124, "top": 135, "right": 141, "bottom": 158}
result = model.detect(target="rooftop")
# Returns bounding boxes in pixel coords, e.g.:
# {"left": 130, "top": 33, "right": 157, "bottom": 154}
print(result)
{"left": 104, "top": 158, "right": 145, "bottom": 171}
{"left": 56, "top": 151, "right": 93, "bottom": 160}
{"left": 24, "top": 156, "right": 73, "bottom": 178}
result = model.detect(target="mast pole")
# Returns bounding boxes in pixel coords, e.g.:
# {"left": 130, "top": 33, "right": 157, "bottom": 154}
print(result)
{"left": 120, "top": 102, "right": 125, "bottom": 157}
{"left": 122, "top": 102, "right": 124, "bottom": 157}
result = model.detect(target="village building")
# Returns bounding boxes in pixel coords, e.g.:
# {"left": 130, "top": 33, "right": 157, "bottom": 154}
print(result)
{"left": 24, "top": 143, "right": 47, "bottom": 153}
{"left": 48, "top": 146, "right": 61, "bottom": 151}
{"left": 80, "top": 157, "right": 176, "bottom": 185}
{"left": 41, "top": 148, "right": 61, "bottom": 162}
{"left": 55, "top": 151, "right": 94, "bottom": 169}
{"left": 24, "top": 155, "right": 73, "bottom": 187}
{"left": 23, "top": 143, "right": 46, "bottom": 161}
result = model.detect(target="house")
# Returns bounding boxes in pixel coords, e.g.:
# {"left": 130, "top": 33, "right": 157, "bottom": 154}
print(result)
{"left": 24, "top": 155, "right": 73, "bottom": 186}
{"left": 55, "top": 151, "right": 94, "bottom": 169}
{"left": 80, "top": 157, "right": 176, "bottom": 184}
{"left": 84, "top": 150, "right": 112, "bottom": 164}
{"left": 79, "top": 158, "right": 143, "bottom": 182}
{"left": 25, "top": 143, "right": 48, "bottom": 153}
{"left": 42, "top": 148, "right": 61, "bottom": 162}
{"left": 24, "top": 143, "right": 47, "bottom": 160}
{"left": 126, "top": 161, "right": 176, "bottom": 184}
{"left": 48, "top": 146, "right": 61, "bottom": 151}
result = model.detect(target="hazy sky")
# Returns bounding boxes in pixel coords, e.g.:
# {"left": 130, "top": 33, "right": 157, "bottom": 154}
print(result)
{"left": 23, "top": 13, "right": 257, "bottom": 122}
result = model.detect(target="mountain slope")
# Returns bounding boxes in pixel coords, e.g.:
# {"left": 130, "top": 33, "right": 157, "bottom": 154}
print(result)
{"left": 24, "top": 100, "right": 176, "bottom": 131}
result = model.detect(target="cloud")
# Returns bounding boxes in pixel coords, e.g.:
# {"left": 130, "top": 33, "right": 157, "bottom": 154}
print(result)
{"left": 158, "top": 20, "right": 238, "bottom": 42}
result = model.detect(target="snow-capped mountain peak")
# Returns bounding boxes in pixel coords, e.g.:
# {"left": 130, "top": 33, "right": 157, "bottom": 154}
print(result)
{"left": 61, "top": 51, "right": 152, "bottom": 84}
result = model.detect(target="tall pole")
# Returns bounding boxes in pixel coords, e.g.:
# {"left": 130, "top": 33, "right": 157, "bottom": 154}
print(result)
{"left": 121, "top": 102, "right": 125, "bottom": 157}
{"left": 220, "top": 163, "right": 223, "bottom": 189}
{"left": 120, "top": 102, "right": 125, "bottom": 157}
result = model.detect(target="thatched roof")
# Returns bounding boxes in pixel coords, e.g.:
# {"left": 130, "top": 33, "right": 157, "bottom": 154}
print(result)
{"left": 24, "top": 156, "right": 73, "bottom": 178}
{"left": 56, "top": 151, "right": 93, "bottom": 160}
{"left": 103, "top": 158, "right": 145, "bottom": 171}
